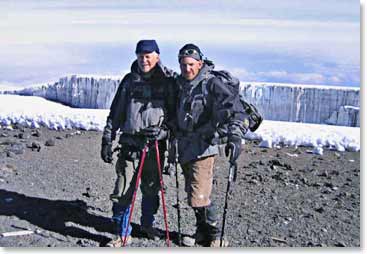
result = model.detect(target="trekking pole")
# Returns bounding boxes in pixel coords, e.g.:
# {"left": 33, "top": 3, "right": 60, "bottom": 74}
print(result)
{"left": 220, "top": 161, "right": 238, "bottom": 247}
{"left": 122, "top": 144, "right": 148, "bottom": 247}
{"left": 154, "top": 139, "right": 171, "bottom": 247}
{"left": 174, "top": 139, "right": 182, "bottom": 246}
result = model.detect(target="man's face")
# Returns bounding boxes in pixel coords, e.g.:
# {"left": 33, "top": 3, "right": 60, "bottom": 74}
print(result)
{"left": 136, "top": 52, "right": 160, "bottom": 73}
{"left": 179, "top": 57, "right": 203, "bottom": 81}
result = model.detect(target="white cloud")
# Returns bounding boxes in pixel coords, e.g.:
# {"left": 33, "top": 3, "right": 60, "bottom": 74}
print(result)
{"left": 229, "top": 66, "right": 358, "bottom": 86}
{"left": 0, "top": 1, "right": 360, "bottom": 87}
{"left": 0, "top": 2, "right": 359, "bottom": 47}
{"left": 257, "top": 71, "right": 326, "bottom": 84}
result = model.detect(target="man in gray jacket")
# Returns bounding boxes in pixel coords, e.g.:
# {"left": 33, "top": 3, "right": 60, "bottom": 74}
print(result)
{"left": 101, "top": 40, "right": 176, "bottom": 247}
{"left": 175, "top": 44, "right": 247, "bottom": 247}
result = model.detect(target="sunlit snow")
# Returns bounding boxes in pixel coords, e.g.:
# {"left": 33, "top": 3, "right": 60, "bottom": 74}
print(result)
{"left": 0, "top": 94, "right": 360, "bottom": 154}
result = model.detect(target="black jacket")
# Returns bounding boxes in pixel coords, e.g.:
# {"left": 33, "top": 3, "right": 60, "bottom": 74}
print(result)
{"left": 175, "top": 59, "right": 247, "bottom": 163}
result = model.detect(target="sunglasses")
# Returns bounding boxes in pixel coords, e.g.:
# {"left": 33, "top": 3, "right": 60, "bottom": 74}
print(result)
{"left": 178, "top": 49, "right": 203, "bottom": 60}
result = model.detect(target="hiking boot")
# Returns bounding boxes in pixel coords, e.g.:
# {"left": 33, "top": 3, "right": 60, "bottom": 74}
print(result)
{"left": 106, "top": 235, "right": 132, "bottom": 247}
{"left": 182, "top": 230, "right": 207, "bottom": 247}
{"left": 195, "top": 230, "right": 207, "bottom": 244}
{"left": 141, "top": 226, "right": 163, "bottom": 240}
{"left": 209, "top": 238, "right": 229, "bottom": 247}
{"left": 182, "top": 236, "right": 195, "bottom": 247}
{"left": 109, "top": 194, "right": 120, "bottom": 203}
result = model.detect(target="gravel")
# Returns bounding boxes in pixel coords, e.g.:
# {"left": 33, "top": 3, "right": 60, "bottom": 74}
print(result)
{"left": 0, "top": 127, "right": 360, "bottom": 247}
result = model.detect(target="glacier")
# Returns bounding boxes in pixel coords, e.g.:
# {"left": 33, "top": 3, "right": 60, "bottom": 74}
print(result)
{"left": 240, "top": 82, "right": 360, "bottom": 127}
{"left": 2, "top": 75, "right": 360, "bottom": 127}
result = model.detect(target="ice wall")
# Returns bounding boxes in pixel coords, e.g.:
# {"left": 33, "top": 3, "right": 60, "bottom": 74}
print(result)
{"left": 8, "top": 76, "right": 120, "bottom": 109}
{"left": 4, "top": 76, "right": 360, "bottom": 127}
{"left": 241, "top": 82, "right": 360, "bottom": 127}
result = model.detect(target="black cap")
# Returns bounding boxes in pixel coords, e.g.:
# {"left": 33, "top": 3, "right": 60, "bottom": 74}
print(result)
{"left": 135, "top": 40, "right": 160, "bottom": 54}
{"left": 178, "top": 43, "right": 203, "bottom": 61}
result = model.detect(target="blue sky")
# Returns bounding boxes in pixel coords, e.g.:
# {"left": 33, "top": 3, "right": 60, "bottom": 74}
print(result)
{"left": 0, "top": 0, "right": 360, "bottom": 88}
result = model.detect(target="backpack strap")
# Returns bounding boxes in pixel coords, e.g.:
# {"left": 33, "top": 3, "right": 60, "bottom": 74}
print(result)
{"left": 200, "top": 72, "right": 216, "bottom": 106}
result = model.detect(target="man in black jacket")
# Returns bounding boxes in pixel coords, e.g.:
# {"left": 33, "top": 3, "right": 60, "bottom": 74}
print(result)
{"left": 101, "top": 40, "right": 176, "bottom": 247}
{"left": 174, "top": 44, "right": 248, "bottom": 247}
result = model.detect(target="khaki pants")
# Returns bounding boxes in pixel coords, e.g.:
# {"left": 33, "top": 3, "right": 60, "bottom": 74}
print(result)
{"left": 182, "top": 156, "right": 215, "bottom": 207}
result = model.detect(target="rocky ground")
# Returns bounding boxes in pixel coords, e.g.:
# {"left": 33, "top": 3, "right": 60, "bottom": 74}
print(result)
{"left": 0, "top": 125, "right": 360, "bottom": 247}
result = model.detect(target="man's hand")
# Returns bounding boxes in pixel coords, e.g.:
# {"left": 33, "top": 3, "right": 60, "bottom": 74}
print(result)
{"left": 141, "top": 126, "right": 168, "bottom": 141}
{"left": 101, "top": 140, "right": 113, "bottom": 163}
{"left": 225, "top": 135, "right": 242, "bottom": 164}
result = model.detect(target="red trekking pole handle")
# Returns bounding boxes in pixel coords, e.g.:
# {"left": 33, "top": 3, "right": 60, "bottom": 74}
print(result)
{"left": 154, "top": 140, "right": 171, "bottom": 247}
{"left": 122, "top": 144, "right": 148, "bottom": 247}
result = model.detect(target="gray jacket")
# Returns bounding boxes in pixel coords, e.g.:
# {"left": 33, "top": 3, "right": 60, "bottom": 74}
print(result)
{"left": 103, "top": 60, "right": 176, "bottom": 150}
{"left": 175, "top": 60, "right": 246, "bottom": 164}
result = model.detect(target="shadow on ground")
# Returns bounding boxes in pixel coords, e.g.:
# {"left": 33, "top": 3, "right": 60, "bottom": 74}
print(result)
{"left": 0, "top": 189, "right": 184, "bottom": 246}
{"left": 0, "top": 189, "right": 119, "bottom": 245}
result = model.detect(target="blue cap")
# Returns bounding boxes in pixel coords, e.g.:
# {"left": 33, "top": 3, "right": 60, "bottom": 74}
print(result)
{"left": 135, "top": 40, "right": 160, "bottom": 54}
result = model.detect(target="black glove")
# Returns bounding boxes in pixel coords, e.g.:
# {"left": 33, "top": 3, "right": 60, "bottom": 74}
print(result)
{"left": 101, "top": 139, "right": 113, "bottom": 163}
{"left": 141, "top": 126, "right": 168, "bottom": 141}
{"left": 225, "top": 135, "right": 242, "bottom": 164}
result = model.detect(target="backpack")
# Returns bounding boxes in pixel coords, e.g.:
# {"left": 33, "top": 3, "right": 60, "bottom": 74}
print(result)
{"left": 202, "top": 69, "right": 263, "bottom": 133}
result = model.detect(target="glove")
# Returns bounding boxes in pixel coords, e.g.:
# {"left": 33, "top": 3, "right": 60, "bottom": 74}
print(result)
{"left": 141, "top": 126, "right": 168, "bottom": 141}
{"left": 101, "top": 139, "right": 113, "bottom": 163}
{"left": 225, "top": 135, "right": 242, "bottom": 164}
